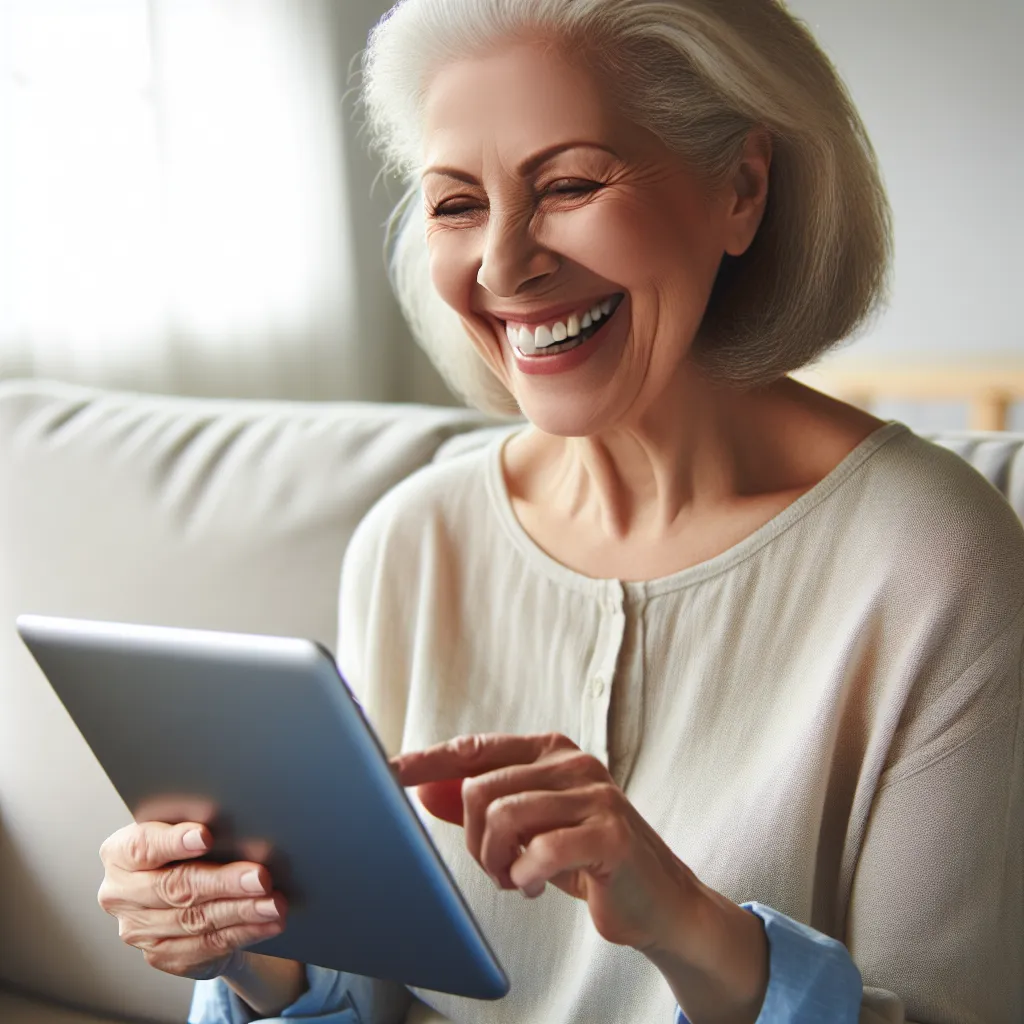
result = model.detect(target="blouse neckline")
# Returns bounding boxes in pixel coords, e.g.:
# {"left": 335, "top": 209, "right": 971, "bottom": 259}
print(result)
{"left": 483, "top": 420, "right": 909, "bottom": 602}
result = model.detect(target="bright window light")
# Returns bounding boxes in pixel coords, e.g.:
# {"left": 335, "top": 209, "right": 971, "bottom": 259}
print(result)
{"left": 0, "top": 0, "right": 353, "bottom": 385}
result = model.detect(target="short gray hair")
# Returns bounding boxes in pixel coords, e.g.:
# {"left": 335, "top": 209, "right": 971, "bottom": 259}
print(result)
{"left": 362, "top": 0, "right": 893, "bottom": 415}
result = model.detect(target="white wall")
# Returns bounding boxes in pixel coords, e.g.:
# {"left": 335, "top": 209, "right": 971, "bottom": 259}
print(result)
{"left": 788, "top": 0, "right": 1023, "bottom": 363}
{"left": 788, "top": 0, "right": 1024, "bottom": 429}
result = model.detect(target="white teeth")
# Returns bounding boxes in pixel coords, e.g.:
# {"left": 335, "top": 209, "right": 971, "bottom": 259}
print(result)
{"left": 534, "top": 324, "right": 556, "bottom": 349}
{"left": 507, "top": 296, "right": 620, "bottom": 355}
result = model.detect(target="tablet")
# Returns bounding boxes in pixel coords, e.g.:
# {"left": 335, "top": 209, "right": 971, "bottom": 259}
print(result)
{"left": 16, "top": 613, "right": 509, "bottom": 1000}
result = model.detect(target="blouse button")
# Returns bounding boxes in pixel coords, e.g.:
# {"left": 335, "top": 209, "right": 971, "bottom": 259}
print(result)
{"left": 590, "top": 675, "right": 607, "bottom": 699}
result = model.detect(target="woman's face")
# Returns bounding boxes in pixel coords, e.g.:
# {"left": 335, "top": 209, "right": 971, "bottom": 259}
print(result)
{"left": 421, "top": 41, "right": 766, "bottom": 435}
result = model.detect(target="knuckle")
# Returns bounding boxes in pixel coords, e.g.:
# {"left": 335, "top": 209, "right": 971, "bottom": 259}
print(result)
{"left": 141, "top": 945, "right": 182, "bottom": 976}
{"left": 461, "top": 775, "right": 489, "bottom": 814}
{"left": 545, "top": 732, "right": 577, "bottom": 752}
{"left": 123, "top": 828, "right": 151, "bottom": 869}
{"left": 485, "top": 793, "right": 520, "bottom": 831}
{"left": 156, "top": 863, "right": 197, "bottom": 908}
{"left": 97, "top": 880, "right": 121, "bottom": 914}
{"left": 591, "top": 782, "right": 621, "bottom": 809}
{"left": 99, "top": 824, "right": 133, "bottom": 866}
{"left": 559, "top": 750, "right": 599, "bottom": 777}
{"left": 529, "top": 832, "right": 559, "bottom": 868}
{"left": 178, "top": 903, "right": 210, "bottom": 936}
{"left": 451, "top": 733, "right": 486, "bottom": 761}
{"left": 98, "top": 836, "right": 115, "bottom": 866}
{"left": 604, "top": 813, "right": 632, "bottom": 851}
{"left": 203, "top": 927, "right": 233, "bottom": 954}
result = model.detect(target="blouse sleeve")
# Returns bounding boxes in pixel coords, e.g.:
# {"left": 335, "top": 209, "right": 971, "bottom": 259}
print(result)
{"left": 679, "top": 602, "right": 1023, "bottom": 1024}
{"left": 188, "top": 967, "right": 412, "bottom": 1024}
{"left": 842, "top": 603, "right": 1024, "bottom": 1023}
{"left": 673, "top": 904, "right": 863, "bottom": 1024}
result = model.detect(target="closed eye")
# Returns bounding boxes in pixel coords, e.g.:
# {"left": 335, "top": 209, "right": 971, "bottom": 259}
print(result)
{"left": 542, "top": 179, "right": 603, "bottom": 197}
{"left": 430, "top": 197, "right": 486, "bottom": 218}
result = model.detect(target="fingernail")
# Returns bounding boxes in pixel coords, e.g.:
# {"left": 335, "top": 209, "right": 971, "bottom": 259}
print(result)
{"left": 521, "top": 880, "right": 545, "bottom": 899}
{"left": 240, "top": 870, "right": 265, "bottom": 894}
{"left": 255, "top": 897, "right": 280, "bottom": 919}
{"left": 182, "top": 829, "right": 207, "bottom": 851}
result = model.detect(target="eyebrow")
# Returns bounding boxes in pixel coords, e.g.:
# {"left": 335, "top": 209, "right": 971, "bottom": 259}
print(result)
{"left": 422, "top": 141, "right": 619, "bottom": 184}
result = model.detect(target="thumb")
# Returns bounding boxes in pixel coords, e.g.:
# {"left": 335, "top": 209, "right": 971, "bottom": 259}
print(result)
{"left": 104, "top": 820, "right": 211, "bottom": 871}
{"left": 175, "top": 821, "right": 211, "bottom": 856}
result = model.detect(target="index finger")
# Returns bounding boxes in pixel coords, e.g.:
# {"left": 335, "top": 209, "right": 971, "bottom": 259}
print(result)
{"left": 393, "top": 733, "right": 576, "bottom": 786}
{"left": 100, "top": 821, "right": 210, "bottom": 871}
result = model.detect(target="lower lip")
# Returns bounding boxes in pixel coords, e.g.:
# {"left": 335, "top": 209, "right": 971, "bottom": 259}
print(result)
{"left": 509, "top": 304, "right": 621, "bottom": 377}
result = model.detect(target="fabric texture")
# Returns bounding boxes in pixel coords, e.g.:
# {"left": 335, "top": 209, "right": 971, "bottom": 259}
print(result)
{"left": 330, "top": 421, "right": 1023, "bottom": 1024}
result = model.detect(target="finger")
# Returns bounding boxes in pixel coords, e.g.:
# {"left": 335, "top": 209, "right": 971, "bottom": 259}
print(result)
{"left": 394, "top": 732, "right": 577, "bottom": 786}
{"left": 100, "top": 859, "right": 272, "bottom": 914}
{"left": 101, "top": 821, "right": 211, "bottom": 872}
{"left": 462, "top": 754, "right": 608, "bottom": 866}
{"left": 509, "top": 818, "right": 623, "bottom": 896}
{"left": 479, "top": 787, "right": 603, "bottom": 889}
{"left": 118, "top": 894, "right": 285, "bottom": 948}
{"left": 416, "top": 778, "right": 465, "bottom": 826}
{"left": 140, "top": 922, "right": 284, "bottom": 978}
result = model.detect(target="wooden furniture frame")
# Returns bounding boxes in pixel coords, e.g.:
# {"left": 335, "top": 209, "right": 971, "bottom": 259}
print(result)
{"left": 794, "top": 362, "right": 1024, "bottom": 431}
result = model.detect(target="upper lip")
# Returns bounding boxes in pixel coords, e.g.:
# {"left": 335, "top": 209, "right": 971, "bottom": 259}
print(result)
{"left": 486, "top": 294, "right": 622, "bottom": 327}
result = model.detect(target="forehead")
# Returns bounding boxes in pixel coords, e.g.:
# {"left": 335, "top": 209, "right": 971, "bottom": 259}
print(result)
{"left": 422, "top": 40, "right": 621, "bottom": 169}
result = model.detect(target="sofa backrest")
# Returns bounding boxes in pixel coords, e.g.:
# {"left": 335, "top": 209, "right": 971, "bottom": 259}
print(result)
{"left": 924, "top": 431, "right": 1024, "bottom": 520}
{"left": 0, "top": 380, "right": 492, "bottom": 1021}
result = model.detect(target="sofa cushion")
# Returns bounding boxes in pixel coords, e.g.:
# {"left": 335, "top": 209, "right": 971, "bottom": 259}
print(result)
{"left": 0, "top": 380, "right": 491, "bottom": 1023}
{"left": 0, "top": 988, "right": 134, "bottom": 1024}
{"left": 925, "top": 431, "right": 1024, "bottom": 521}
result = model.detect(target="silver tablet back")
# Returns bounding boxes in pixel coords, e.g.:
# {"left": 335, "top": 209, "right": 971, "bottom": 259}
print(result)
{"left": 16, "top": 614, "right": 508, "bottom": 1000}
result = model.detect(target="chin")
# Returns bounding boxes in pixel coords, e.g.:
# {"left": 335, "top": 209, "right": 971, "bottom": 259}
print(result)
{"left": 515, "top": 391, "right": 610, "bottom": 438}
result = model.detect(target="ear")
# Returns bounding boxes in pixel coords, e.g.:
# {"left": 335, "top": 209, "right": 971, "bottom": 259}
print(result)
{"left": 723, "top": 129, "right": 772, "bottom": 257}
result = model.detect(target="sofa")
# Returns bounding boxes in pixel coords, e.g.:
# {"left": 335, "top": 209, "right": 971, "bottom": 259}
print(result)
{"left": 0, "top": 378, "right": 1021, "bottom": 1024}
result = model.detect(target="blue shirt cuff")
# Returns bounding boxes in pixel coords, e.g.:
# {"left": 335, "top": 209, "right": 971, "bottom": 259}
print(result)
{"left": 674, "top": 903, "right": 862, "bottom": 1024}
{"left": 189, "top": 964, "right": 411, "bottom": 1023}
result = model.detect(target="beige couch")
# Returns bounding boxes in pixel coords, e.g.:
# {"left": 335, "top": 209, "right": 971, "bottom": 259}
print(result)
{"left": 0, "top": 378, "right": 1021, "bottom": 1024}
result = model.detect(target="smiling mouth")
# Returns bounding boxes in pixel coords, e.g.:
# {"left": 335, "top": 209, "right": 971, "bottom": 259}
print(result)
{"left": 503, "top": 293, "right": 624, "bottom": 358}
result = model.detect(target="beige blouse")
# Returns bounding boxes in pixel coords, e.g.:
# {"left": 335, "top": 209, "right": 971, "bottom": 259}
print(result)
{"left": 337, "top": 421, "right": 1024, "bottom": 1024}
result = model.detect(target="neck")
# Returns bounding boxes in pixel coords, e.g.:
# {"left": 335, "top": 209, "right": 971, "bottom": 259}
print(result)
{"left": 526, "top": 366, "right": 772, "bottom": 540}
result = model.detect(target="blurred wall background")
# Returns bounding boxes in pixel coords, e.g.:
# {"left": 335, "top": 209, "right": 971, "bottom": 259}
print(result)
{"left": 788, "top": 0, "right": 1024, "bottom": 430}
{"left": 0, "top": 0, "right": 1020, "bottom": 425}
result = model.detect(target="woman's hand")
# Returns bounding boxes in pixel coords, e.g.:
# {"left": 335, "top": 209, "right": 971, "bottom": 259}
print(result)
{"left": 394, "top": 732, "right": 701, "bottom": 953}
{"left": 97, "top": 820, "right": 286, "bottom": 980}
{"left": 394, "top": 733, "right": 769, "bottom": 1024}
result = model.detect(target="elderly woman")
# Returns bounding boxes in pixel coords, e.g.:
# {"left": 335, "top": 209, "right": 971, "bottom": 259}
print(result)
{"left": 97, "top": 1, "right": 1023, "bottom": 1022}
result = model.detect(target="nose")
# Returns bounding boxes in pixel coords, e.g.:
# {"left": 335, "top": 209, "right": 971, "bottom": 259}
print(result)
{"left": 476, "top": 209, "right": 559, "bottom": 298}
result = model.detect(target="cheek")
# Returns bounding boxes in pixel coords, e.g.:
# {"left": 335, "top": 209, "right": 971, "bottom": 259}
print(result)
{"left": 545, "top": 197, "right": 720, "bottom": 296}
{"left": 427, "top": 229, "right": 509, "bottom": 376}
{"left": 426, "top": 229, "right": 476, "bottom": 314}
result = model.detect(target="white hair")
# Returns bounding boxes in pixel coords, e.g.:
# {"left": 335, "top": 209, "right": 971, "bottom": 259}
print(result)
{"left": 362, "top": 0, "right": 892, "bottom": 415}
